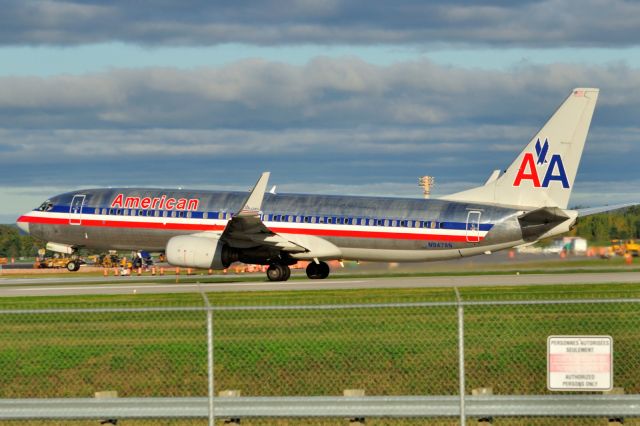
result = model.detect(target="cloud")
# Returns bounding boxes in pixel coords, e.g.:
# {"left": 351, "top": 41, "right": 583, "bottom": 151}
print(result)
{"left": 1, "top": 1, "right": 640, "bottom": 48}
{"left": 1, "top": 58, "right": 640, "bottom": 131}
{"left": 1, "top": 58, "right": 639, "bottom": 222}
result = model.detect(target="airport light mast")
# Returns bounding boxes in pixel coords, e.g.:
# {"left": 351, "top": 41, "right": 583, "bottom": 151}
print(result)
{"left": 418, "top": 176, "right": 435, "bottom": 199}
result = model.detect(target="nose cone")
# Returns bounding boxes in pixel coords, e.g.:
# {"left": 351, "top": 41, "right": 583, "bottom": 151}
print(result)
{"left": 16, "top": 217, "right": 30, "bottom": 234}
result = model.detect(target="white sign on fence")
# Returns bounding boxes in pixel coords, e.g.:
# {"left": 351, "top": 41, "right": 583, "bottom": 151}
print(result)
{"left": 547, "top": 335, "right": 613, "bottom": 391}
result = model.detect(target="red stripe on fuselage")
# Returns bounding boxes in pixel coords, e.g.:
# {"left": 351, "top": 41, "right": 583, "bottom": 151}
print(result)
{"left": 18, "top": 215, "right": 483, "bottom": 242}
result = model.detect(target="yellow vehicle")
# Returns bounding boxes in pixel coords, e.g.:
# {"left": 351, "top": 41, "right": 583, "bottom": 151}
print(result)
{"left": 37, "top": 257, "right": 82, "bottom": 271}
{"left": 99, "top": 254, "right": 121, "bottom": 268}
{"left": 610, "top": 239, "right": 625, "bottom": 256}
{"left": 610, "top": 239, "right": 640, "bottom": 257}
{"left": 626, "top": 239, "right": 640, "bottom": 257}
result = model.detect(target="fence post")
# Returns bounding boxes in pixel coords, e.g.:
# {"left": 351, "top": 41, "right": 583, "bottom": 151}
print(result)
{"left": 344, "top": 389, "right": 365, "bottom": 425}
{"left": 207, "top": 307, "right": 214, "bottom": 426}
{"left": 95, "top": 390, "right": 118, "bottom": 425}
{"left": 455, "top": 288, "right": 466, "bottom": 426}
{"left": 219, "top": 390, "right": 241, "bottom": 424}
{"left": 604, "top": 387, "right": 625, "bottom": 425}
{"left": 472, "top": 387, "right": 493, "bottom": 425}
{"left": 200, "top": 292, "right": 215, "bottom": 426}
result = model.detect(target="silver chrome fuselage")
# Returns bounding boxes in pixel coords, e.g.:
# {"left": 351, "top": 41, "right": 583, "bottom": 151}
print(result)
{"left": 18, "top": 188, "right": 530, "bottom": 262}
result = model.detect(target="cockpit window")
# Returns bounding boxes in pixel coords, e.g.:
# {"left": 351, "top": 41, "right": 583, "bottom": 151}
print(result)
{"left": 36, "top": 201, "right": 54, "bottom": 211}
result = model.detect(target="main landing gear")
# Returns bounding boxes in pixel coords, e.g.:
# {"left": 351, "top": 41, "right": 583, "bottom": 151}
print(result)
{"left": 265, "top": 260, "right": 331, "bottom": 281}
{"left": 266, "top": 263, "right": 291, "bottom": 282}
{"left": 306, "top": 261, "right": 330, "bottom": 280}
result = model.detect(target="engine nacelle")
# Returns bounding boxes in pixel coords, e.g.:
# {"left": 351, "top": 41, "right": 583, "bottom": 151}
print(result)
{"left": 165, "top": 235, "right": 231, "bottom": 270}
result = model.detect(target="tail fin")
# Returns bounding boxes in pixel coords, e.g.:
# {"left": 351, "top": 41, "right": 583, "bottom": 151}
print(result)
{"left": 442, "top": 88, "right": 599, "bottom": 209}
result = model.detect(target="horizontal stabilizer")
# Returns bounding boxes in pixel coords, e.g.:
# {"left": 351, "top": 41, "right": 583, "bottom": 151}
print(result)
{"left": 577, "top": 202, "right": 638, "bottom": 217}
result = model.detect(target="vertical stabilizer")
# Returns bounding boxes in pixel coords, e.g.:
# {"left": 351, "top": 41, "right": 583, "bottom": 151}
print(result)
{"left": 442, "top": 88, "right": 599, "bottom": 209}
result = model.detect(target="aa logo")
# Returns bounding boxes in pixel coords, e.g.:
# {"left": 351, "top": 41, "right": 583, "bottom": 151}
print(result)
{"left": 513, "top": 138, "right": 570, "bottom": 188}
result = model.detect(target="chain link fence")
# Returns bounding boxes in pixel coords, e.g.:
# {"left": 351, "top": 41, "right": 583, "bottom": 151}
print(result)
{"left": 2, "top": 295, "right": 640, "bottom": 424}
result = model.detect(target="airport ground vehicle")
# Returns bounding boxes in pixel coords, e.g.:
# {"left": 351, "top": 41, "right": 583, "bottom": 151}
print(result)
{"left": 610, "top": 239, "right": 640, "bottom": 257}
{"left": 36, "top": 256, "right": 82, "bottom": 271}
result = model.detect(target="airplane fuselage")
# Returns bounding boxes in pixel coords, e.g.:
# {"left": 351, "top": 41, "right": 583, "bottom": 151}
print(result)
{"left": 19, "top": 187, "right": 529, "bottom": 263}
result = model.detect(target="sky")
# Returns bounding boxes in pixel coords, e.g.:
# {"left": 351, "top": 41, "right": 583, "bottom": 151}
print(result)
{"left": 1, "top": 0, "right": 639, "bottom": 223}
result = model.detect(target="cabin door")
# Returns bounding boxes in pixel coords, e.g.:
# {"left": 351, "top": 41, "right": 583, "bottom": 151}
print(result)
{"left": 465, "top": 210, "right": 481, "bottom": 243}
{"left": 69, "top": 195, "right": 85, "bottom": 225}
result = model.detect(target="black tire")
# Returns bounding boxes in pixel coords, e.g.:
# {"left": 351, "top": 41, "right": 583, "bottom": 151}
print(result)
{"left": 282, "top": 265, "right": 291, "bottom": 281}
{"left": 306, "top": 261, "right": 330, "bottom": 279}
{"left": 306, "top": 262, "right": 320, "bottom": 279}
{"left": 267, "top": 264, "right": 283, "bottom": 281}
{"left": 267, "top": 264, "right": 291, "bottom": 282}
{"left": 318, "top": 261, "right": 330, "bottom": 279}
{"left": 66, "top": 261, "right": 78, "bottom": 272}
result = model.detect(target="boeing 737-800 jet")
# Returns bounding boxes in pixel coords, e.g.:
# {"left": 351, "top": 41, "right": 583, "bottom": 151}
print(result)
{"left": 16, "top": 88, "right": 629, "bottom": 281}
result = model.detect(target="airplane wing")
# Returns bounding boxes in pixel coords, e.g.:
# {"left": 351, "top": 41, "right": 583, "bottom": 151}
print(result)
{"left": 576, "top": 202, "right": 638, "bottom": 217}
{"left": 219, "top": 172, "right": 307, "bottom": 253}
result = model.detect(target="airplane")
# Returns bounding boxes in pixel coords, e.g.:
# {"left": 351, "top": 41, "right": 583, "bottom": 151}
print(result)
{"left": 15, "top": 87, "right": 632, "bottom": 281}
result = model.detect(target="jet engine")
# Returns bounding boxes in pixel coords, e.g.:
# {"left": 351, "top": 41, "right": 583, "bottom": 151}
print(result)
{"left": 165, "top": 235, "right": 232, "bottom": 270}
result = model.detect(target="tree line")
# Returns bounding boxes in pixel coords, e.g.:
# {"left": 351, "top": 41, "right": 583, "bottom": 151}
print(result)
{"left": 0, "top": 225, "right": 43, "bottom": 258}
{"left": 570, "top": 206, "right": 640, "bottom": 244}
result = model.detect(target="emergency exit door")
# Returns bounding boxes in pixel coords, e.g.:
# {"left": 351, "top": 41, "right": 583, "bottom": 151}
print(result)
{"left": 69, "top": 195, "right": 85, "bottom": 225}
{"left": 466, "top": 210, "right": 481, "bottom": 243}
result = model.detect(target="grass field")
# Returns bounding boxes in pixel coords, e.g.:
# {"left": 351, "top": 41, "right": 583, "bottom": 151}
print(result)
{"left": 1, "top": 280, "right": 640, "bottom": 425}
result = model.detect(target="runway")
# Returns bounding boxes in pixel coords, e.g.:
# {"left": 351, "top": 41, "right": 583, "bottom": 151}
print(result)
{"left": 1, "top": 271, "right": 639, "bottom": 297}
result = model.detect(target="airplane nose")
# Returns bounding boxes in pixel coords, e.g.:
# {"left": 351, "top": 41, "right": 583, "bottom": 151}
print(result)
{"left": 16, "top": 218, "right": 30, "bottom": 234}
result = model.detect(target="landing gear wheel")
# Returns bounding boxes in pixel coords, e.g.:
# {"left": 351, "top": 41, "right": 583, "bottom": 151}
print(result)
{"left": 306, "top": 261, "right": 330, "bottom": 279}
{"left": 318, "top": 261, "right": 329, "bottom": 279}
{"left": 266, "top": 264, "right": 291, "bottom": 282}
{"left": 66, "top": 260, "right": 80, "bottom": 272}
{"left": 282, "top": 265, "right": 291, "bottom": 281}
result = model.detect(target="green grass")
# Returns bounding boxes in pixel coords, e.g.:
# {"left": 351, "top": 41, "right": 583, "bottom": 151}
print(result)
{"left": 1, "top": 283, "right": 640, "bottom": 406}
